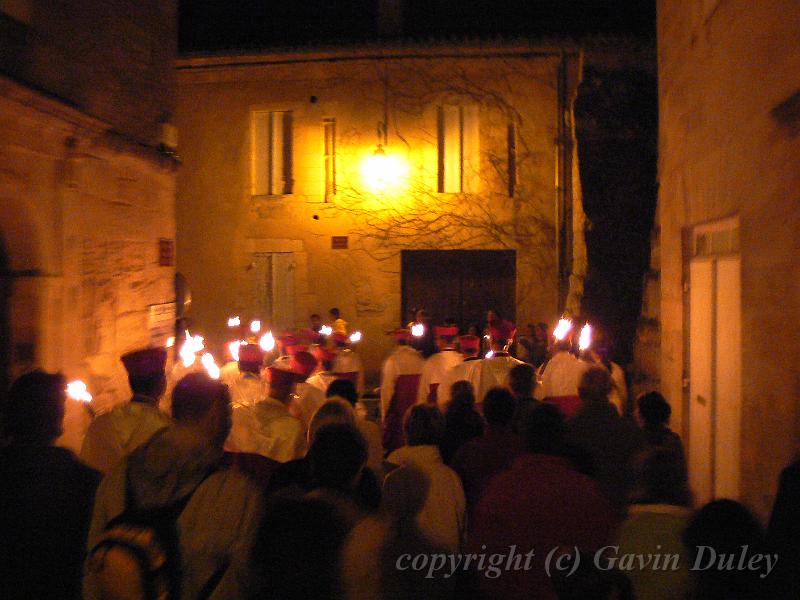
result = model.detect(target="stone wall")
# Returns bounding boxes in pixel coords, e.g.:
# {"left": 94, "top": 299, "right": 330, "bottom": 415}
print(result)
{"left": 0, "top": 1, "right": 178, "bottom": 452}
{"left": 658, "top": 0, "right": 800, "bottom": 519}
{"left": 0, "top": 76, "right": 177, "bottom": 414}
{"left": 175, "top": 44, "right": 587, "bottom": 382}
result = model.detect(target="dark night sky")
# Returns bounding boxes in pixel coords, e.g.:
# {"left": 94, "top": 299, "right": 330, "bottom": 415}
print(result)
{"left": 179, "top": 0, "right": 656, "bottom": 53}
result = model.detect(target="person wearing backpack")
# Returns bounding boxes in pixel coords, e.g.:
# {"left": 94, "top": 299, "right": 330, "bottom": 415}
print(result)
{"left": 1, "top": 371, "right": 101, "bottom": 600}
{"left": 85, "top": 373, "right": 264, "bottom": 600}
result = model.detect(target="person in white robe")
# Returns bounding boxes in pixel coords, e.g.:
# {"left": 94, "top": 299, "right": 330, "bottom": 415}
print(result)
{"left": 331, "top": 332, "right": 365, "bottom": 396}
{"left": 436, "top": 334, "right": 482, "bottom": 412}
{"left": 469, "top": 334, "right": 526, "bottom": 405}
{"left": 416, "top": 325, "right": 463, "bottom": 405}
{"left": 227, "top": 365, "right": 305, "bottom": 463}
{"left": 80, "top": 347, "right": 169, "bottom": 474}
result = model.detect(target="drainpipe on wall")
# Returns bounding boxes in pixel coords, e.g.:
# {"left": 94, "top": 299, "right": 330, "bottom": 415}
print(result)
{"left": 555, "top": 51, "right": 573, "bottom": 313}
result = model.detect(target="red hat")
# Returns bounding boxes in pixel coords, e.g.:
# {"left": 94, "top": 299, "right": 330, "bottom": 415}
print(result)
{"left": 121, "top": 347, "right": 167, "bottom": 379}
{"left": 291, "top": 351, "right": 317, "bottom": 378}
{"left": 286, "top": 344, "right": 309, "bottom": 356}
{"left": 267, "top": 365, "right": 300, "bottom": 387}
{"left": 391, "top": 328, "right": 411, "bottom": 341}
{"left": 458, "top": 335, "right": 480, "bottom": 352}
{"left": 312, "top": 344, "right": 337, "bottom": 363}
{"left": 435, "top": 325, "right": 459, "bottom": 337}
{"left": 238, "top": 343, "right": 265, "bottom": 364}
{"left": 489, "top": 322, "right": 514, "bottom": 343}
{"left": 276, "top": 332, "right": 298, "bottom": 347}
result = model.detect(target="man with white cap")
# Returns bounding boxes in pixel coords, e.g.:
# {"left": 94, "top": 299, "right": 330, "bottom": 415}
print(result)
{"left": 80, "top": 347, "right": 170, "bottom": 473}
{"left": 416, "top": 324, "right": 463, "bottom": 405}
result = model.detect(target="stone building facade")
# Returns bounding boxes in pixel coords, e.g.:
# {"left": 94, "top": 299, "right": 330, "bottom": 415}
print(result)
{"left": 0, "top": 1, "right": 178, "bottom": 424}
{"left": 658, "top": 0, "right": 800, "bottom": 518}
{"left": 174, "top": 43, "right": 587, "bottom": 381}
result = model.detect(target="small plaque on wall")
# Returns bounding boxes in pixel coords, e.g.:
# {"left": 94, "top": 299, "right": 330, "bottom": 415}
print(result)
{"left": 158, "top": 238, "right": 175, "bottom": 266}
{"left": 331, "top": 236, "right": 349, "bottom": 250}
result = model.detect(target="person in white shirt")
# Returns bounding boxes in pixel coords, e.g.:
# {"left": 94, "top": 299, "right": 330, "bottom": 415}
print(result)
{"left": 288, "top": 350, "right": 327, "bottom": 432}
{"left": 437, "top": 334, "right": 482, "bottom": 412}
{"left": 469, "top": 334, "right": 526, "bottom": 406}
{"left": 380, "top": 329, "right": 425, "bottom": 419}
{"left": 416, "top": 325, "right": 463, "bottom": 406}
{"left": 380, "top": 328, "right": 426, "bottom": 453}
{"left": 306, "top": 343, "right": 340, "bottom": 395}
{"left": 582, "top": 328, "right": 628, "bottom": 415}
{"left": 80, "top": 347, "right": 169, "bottom": 474}
{"left": 386, "top": 404, "right": 466, "bottom": 552}
{"left": 227, "top": 365, "right": 305, "bottom": 463}
{"left": 535, "top": 326, "right": 590, "bottom": 418}
{"left": 220, "top": 343, "right": 266, "bottom": 409}
{"left": 332, "top": 332, "right": 365, "bottom": 396}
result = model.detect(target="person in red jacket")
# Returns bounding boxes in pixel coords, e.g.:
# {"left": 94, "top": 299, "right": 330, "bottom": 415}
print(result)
{"left": 469, "top": 403, "right": 616, "bottom": 600}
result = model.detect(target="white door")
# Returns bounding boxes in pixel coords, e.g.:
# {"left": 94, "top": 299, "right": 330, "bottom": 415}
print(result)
{"left": 689, "top": 259, "right": 714, "bottom": 504}
{"left": 687, "top": 219, "right": 741, "bottom": 505}
{"left": 252, "top": 252, "right": 295, "bottom": 331}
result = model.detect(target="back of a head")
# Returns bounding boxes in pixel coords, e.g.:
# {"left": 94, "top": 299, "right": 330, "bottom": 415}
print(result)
{"left": 326, "top": 378, "right": 358, "bottom": 407}
{"left": 171, "top": 372, "right": 226, "bottom": 424}
{"left": 508, "top": 363, "right": 535, "bottom": 398}
{"left": 329, "top": 307, "right": 340, "bottom": 318}
{"left": 633, "top": 447, "right": 690, "bottom": 506}
{"left": 308, "top": 423, "right": 368, "bottom": 491}
{"left": 403, "top": 404, "right": 444, "bottom": 447}
{"left": 683, "top": 499, "right": 766, "bottom": 599}
{"left": 483, "top": 387, "right": 516, "bottom": 428}
{"left": 3, "top": 370, "right": 66, "bottom": 444}
{"left": 638, "top": 391, "right": 671, "bottom": 427}
{"left": 523, "top": 403, "right": 566, "bottom": 455}
{"left": 308, "top": 398, "right": 355, "bottom": 442}
{"left": 251, "top": 496, "right": 350, "bottom": 600}
{"left": 449, "top": 380, "right": 475, "bottom": 408}
{"left": 578, "top": 366, "right": 612, "bottom": 402}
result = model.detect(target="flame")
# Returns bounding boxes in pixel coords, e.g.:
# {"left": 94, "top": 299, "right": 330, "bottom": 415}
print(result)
{"left": 411, "top": 323, "right": 425, "bottom": 337}
{"left": 67, "top": 380, "right": 92, "bottom": 403}
{"left": 578, "top": 323, "right": 592, "bottom": 351}
{"left": 349, "top": 331, "right": 362, "bottom": 343}
{"left": 553, "top": 318, "right": 573, "bottom": 341}
{"left": 259, "top": 331, "right": 275, "bottom": 352}
{"left": 250, "top": 320, "right": 261, "bottom": 334}
{"left": 485, "top": 350, "right": 495, "bottom": 359}
{"left": 319, "top": 325, "right": 333, "bottom": 336}
{"left": 179, "top": 330, "right": 205, "bottom": 368}
{"left": 165, "top": 336, "right": 175, "bottom": 348}
{"left": 228, "top": 340, "right": 242, "bottom": 361}
{"left": 201, "top": 352, "right": 221, "bottom": 379}
{"left": 228, "top": 316, "right": 241, "bottom": 328}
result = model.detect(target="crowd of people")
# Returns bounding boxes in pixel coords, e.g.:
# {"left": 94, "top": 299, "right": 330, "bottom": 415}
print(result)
{"left": 1, "top": 310, "right": 798, "bottom": 600}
